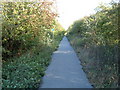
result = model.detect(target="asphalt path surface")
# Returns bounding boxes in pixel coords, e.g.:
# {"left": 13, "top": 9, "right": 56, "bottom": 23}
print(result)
{"left": 40, "top": 36, "right": 92, "bottom": 88}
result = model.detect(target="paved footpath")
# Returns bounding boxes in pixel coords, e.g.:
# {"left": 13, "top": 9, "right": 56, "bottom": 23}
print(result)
{"left": 39, "top": 36, "right": 93, "bottom": 88}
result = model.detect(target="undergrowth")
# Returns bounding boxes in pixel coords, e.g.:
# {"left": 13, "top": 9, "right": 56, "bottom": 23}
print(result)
{"left": 2, "top": 34, "right": 64, "bottom": 88}
{"left": 67, "top": 36, "right": 118, "bottom": 88}
{"left": 66, "top": 3, "right": 118, "bottom": 88}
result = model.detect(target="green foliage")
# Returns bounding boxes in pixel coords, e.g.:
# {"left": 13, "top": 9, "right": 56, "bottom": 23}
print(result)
{"left": 2, "top": 0, "right": 65, "bottom": 88}
{"left": 2, "top": 38, "right": 63, "bottom": 88}
{"left": 67, "top": 2, "right": 118, "bottom": 88}
{"left": 2, "top": 23, "right": 65, "bottom": 88}
{"left": 2, "top": 1, "right": 64, "bottom": 60}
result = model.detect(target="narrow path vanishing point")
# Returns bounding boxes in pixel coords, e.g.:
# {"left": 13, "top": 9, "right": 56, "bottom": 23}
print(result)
{"left": 39, "top": 36, "right": 93, "bottom": 88}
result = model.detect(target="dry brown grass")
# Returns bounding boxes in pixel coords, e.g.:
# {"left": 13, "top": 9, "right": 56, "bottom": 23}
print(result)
{"left": 69, "top": 38, "right": 118, "bottom": 88}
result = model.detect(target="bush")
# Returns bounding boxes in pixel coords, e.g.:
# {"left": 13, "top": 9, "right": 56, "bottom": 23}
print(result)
{"left": 2, "top": 1, "right": 65, "bottom": 88}
{"left": 67, "top": 2, "right": 118, "bottom": 88}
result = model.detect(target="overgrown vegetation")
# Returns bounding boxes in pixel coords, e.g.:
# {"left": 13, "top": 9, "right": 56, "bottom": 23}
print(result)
{"left": 2, "top": 0, "right": 65, "bottom": 88}
{"left": 67, "top": 2, "right": 119, "bottom": 88}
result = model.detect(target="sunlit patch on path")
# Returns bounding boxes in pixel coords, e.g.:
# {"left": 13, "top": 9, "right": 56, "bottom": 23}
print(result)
{"left": 39, "top": 36, "right": 93, "bottom": 88}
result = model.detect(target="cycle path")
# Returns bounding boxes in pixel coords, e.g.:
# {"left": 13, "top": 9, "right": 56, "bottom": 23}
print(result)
{"left": 40, "top": 36, "right": 92, "bottom": 88}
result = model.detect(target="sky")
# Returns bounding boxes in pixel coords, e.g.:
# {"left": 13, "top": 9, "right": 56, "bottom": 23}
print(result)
{"left": 56, "top": 0, "right": 113, "bottom": 30}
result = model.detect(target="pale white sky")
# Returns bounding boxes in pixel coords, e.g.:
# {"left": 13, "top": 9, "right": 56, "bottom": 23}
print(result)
{"left": 56, "top": 0, "right": 113, "bottom": 30}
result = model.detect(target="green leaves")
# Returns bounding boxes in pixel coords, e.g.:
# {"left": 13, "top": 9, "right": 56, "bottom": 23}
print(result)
{"left": 67, "top": 2, "right": 118, "bottom": 88}
{"left": 2, "top": 0, "right": 65, "bottom": 88}
{"left": 2, "top": 1, "right": 65, "bottom": 60}
{"left": 2, "top": 32, "right": 64, "bottom": 88}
